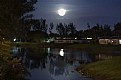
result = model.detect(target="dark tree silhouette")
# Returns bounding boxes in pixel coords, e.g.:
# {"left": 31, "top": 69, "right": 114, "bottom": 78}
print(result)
{"left": 113, "top": 22, "right": 121, "bottom": 36}
{"left": 87, "top": 23, "right": 91, "bottom": 29}
{"left": 68, "top": 23, "right": 77, "bottom": 37}
{"left": 103, "top": 24, "right": 111, "bottom": 37}
{"left": 56, "top": 23, "right": 64, "bottom": 36}
{"left": 56, "top": 23, "right": 77, "bottom": 37}
{"left": 31, "top": 19, "right": 48, "bottom": 33}
{"left": 49, "top": 23, "right": 54, "bottom": 34}
{"left": 0, "top": 0, "right": 37, "bottom": 40}
{"left": 83, "top": 24, "right": 112, "bottom": 39}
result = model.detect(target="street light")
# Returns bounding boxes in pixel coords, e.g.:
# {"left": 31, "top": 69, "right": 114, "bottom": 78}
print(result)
{"left": 13, "top": 38, "right": 16, "bottom": 42}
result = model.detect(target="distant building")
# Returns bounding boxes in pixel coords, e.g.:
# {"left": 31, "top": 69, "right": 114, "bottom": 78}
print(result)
{"left": 98, "top": 36, "right": 121, "bottom": 45}
{"left": 54, "top": 37, "right": 92, "bottom": 44}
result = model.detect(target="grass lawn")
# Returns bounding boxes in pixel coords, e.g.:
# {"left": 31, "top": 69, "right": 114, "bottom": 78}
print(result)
{"left": 69, "top": 44, "right": 121, "bottom": 80}
{"left": 76, "top": 56, "right": 121, "bottom": 80}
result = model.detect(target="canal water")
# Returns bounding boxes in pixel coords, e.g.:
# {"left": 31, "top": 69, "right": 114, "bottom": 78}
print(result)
{"left": 10, "top": 47, "right": 112, "bottom": 80}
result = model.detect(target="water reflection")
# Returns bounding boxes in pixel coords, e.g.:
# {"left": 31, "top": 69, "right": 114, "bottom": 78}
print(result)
{"left": 59, "top": 49, "right": 64, "bottom": 56}
{"left": 96, "top": 54, "right": 112, "bottom": 60}
{"left": 11, "top": 47, "right": 111, "bottom": 80}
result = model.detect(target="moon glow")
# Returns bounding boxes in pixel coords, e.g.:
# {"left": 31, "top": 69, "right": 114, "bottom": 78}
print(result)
{"left": 58, "top": 8, "right": 66, "bottom": 16}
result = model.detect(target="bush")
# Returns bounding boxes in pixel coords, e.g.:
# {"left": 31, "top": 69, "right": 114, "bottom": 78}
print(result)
{"left": 0, "top": 52, "right": 27, "bottom": 80}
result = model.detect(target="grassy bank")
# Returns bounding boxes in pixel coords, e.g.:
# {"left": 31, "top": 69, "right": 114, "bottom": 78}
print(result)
{"left": 76, "top": 56, "right": 121, "bottom": 80}
{"left": 69, "top": 44, "right": 121, "bottom": 80}
{"left": 0, "top": 43, "right": 11, "bottom": 53}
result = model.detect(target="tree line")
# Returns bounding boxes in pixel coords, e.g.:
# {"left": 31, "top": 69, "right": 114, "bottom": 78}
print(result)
{"left": 30, "top": 20, "right": 121, "bottom": 39}
{"left": 0, "top": 0, "right": 121, "bottom": 41}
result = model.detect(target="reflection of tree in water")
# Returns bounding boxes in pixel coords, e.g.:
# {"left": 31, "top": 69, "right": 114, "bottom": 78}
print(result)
{"left": 24, "top": 48, "right": 48, "bottom": 70}
{"left": 48, "top": 50, "right": 70, "bottom": 76}
{"left": 14, "top": 48, "right": 49, "bottom": 70}
{"left": 11, "top": 47, "right": 96, "bottom": 78}
{"left": 48, "top": 49, "right": 96, "bottom": 77}
{"left": 11, "top": 47, "right": 50, "bottom": 70}
{"left": 48, "top": 49, "right": 81, "bottom": 77}
{"left": 49, "top": 55, "right": 66, "bottom": 76}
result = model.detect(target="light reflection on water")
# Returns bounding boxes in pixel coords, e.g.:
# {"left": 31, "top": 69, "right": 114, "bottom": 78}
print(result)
{"left": 59, "top": 49, "right": 64, "bottom": 56}
{"left": 10, "top": 47, "right": 112, "bottom": 80}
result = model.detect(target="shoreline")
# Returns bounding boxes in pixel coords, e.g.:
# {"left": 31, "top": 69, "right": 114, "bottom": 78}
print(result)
{"left": 68, "top": 44, "right": 121, "bottom": 80}
{"left": 75, "top": 56, "right": 121, "bottom": 80}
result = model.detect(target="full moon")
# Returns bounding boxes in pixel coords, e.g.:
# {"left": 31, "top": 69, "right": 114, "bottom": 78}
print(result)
{"left": 58, "top": 8, "right": 66, "bottom": 16}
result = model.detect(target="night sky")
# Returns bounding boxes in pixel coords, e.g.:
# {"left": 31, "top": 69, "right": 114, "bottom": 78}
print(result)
{"left": 32, "top": 0, "right": 121, "bottom": 30}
